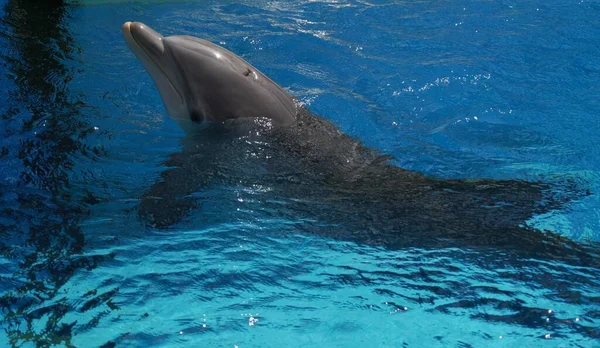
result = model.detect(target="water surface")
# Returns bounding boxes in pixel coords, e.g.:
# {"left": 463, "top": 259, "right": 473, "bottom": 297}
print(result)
{"left": 1, "top": 0, "right": 599, "bottom": 346}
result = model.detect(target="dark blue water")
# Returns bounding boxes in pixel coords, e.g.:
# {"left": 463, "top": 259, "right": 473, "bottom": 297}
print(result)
{"left": 1, "top": 0, "right": 599, "bottom": 346}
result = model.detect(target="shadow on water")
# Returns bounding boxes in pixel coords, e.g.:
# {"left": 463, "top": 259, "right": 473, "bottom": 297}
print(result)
{"left": 0, "top": 1, "right": 111, "bottom": 346}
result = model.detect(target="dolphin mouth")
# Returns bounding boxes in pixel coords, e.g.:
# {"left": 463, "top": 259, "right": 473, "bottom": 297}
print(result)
{"left": 122, "top": 21, "right": 183, "bottom": 104}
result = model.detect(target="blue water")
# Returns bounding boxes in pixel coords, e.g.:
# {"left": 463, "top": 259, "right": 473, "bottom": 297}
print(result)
{"left": 1, "top": 0, "right": 600, "bottom": 346}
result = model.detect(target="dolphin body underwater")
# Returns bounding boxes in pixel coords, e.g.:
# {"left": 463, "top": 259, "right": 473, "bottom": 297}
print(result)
{"left": 122, "top": 22, "right": 596, "bottom": 264}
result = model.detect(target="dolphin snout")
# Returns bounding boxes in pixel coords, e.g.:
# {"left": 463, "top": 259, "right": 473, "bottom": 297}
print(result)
{"left": 122, "top": 21, "right": 132, "bottom": 35}
{"left": 123, "top": 21, "right": 165, "bottom": 57}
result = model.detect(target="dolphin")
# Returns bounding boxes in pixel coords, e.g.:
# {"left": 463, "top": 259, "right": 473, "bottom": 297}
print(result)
{"left": 122, "top": 22, "right": 596, "bottom": 265}
{"left": 122, "top": 21, "right": 296, "bottom": 130}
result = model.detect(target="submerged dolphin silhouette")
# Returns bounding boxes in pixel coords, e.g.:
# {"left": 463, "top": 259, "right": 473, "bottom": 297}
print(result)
{"left": 122, "top": 22, "right": 594, "bottom": 264}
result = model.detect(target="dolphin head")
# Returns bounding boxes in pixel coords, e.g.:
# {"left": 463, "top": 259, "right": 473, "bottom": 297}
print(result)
{"left": 122, "top": 22, "right": 297, "bottom": 126}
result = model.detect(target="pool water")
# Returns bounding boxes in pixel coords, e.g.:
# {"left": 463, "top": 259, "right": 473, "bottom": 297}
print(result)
{"left": 1, "top": 0, "right": 599, "bottom": 346}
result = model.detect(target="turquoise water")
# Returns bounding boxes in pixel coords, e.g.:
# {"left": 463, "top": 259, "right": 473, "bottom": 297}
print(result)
{"left": 1, "top": 0, "right": 600, "bottom": 346}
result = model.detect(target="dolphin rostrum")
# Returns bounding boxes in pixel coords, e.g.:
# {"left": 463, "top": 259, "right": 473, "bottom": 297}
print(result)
{"left": 122, "top": 22, "right": 596, "bottom": 265}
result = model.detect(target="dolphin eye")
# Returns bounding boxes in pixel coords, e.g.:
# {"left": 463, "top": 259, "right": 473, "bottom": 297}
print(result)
{"left": 190, "top": 110, "right": 203, "bottom": 123}
{"left": 243, "top": 68, "right": 252, "bottom": 76}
